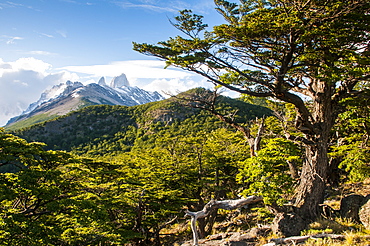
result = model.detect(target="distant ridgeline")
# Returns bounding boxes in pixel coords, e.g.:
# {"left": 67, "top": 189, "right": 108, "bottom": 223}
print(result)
{"left": 5, "top": 73, "right": 164, "bottom": 130}
{"left": 10, "top": 89, "right": 272, "bottom": 155}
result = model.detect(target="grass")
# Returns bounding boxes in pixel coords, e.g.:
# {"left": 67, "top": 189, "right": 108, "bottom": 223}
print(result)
{"left": 303, "top": 233, "right": 370, "bottom": 246}
{"left": 5, "top": 113, "right": 57, "bottom": 131}
{"left": 293, "top": 218, "right": 369, "bottom": 245}
{"left": 303, "top": 217, "right": 366, "bottom": 234}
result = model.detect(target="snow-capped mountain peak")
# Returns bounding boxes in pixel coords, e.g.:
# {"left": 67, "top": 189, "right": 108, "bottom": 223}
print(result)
{"left": 22, "top": 81, "right": 83, "bottom": 115}
{"left": 6, "top": 74, "right": 164, "bottom": 126}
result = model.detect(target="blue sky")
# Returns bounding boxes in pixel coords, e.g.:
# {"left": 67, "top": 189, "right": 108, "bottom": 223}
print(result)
{"left": 0, "top": 0, "right": 230, "bottom": 126}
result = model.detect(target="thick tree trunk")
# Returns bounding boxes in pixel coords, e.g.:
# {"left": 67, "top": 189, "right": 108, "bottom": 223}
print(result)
{"left": 293, "top": 82, "right": 335, "bottom": 221}
{"left": 294, "top": 142, "right": 329, "bottom": 220}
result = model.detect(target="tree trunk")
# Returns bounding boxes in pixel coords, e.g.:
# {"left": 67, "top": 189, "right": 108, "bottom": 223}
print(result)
{"left": 294, "top": 142, "right": 329, "bottom": 220}
{"left": 293, "top": 83, "right": 335, "bottom": 221}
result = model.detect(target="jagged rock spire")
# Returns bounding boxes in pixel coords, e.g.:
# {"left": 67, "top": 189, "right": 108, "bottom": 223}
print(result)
{"left": 98, "top": 77, "right": 106, "bottom": 86}
{"left": 110, "top": 73, "right": 130, "bottom": 88}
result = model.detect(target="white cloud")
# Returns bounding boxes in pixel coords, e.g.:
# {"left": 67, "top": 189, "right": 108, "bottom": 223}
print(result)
{"left": 3, "top": 36, "right": 23, "bottom": 45}
{"left": 0, "top": 2, "right": 22, "bottom": 9}
{"left": 5, "top": 57, "right": 53, "bottom": 75}
{"left": 114, "top": 0, "right": 216, "bottom": 13}
{"left": 60, "top": 59, "right": 234, "bottom": 96}
{"left": 0, "top": 57, "right": 237, "bottom": 126}
{"left": 0, "top": 1, "right": 37, "bottom": 10}
{"left": 142, "top": 77, "right": 212, "bottom": 97}
{"left": 60, "top": 0, "right": 78, "bottom": 4}
{"left": 60, "top": 60, "right": 214, "bottom": 95}
{"left": 0, "top": 57, "right": 79, "bottom": 126}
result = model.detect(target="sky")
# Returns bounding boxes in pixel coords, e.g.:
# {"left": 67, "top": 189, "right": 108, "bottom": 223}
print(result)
{"left": 0, "top": 0, "right": 231, "bottom": 126}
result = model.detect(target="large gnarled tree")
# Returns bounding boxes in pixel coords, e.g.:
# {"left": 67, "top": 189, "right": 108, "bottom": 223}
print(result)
{"left": 134, "top": 0, "right": 370, "bottom": 221}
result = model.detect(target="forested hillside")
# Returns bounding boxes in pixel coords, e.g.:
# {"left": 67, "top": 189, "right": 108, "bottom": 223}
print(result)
{"left": 10, "top": 89, "right": 271, "bottom": 154}
{"left": 1, "top": 87, "right": 369, "bottom": 245}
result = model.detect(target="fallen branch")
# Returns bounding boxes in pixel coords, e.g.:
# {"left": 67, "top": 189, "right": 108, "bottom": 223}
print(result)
{"left": 263, "top": 233, "right": 346, "bottom": 245}
{"left": 185, "top": 196, "right": 263, "bottom": 246}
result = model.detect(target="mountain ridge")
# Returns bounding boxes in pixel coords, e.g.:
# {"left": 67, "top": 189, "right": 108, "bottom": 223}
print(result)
{"left": 5, "top": 74, "right": 164, "bottom": 129}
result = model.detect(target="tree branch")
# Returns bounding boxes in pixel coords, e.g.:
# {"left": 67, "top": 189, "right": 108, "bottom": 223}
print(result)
{"left": 185, "top": 196, "right": 263, "bottom": 246}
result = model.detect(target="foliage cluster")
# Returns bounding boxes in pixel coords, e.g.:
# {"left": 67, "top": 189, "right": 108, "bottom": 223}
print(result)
{"left": 0, "top": 125, "right": 251, "bottom": 245}
{"left": 330, "top": 88, "right": 370, "bottom": 182}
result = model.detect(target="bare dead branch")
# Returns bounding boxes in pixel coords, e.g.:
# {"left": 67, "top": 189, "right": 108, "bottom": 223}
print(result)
{"left": 185, "top": 196, "right": 263, "bottom": 246}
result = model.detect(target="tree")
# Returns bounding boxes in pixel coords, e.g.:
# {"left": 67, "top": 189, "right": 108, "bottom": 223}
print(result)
{"left": 134, "top": 0, "right": 370, "bottom": 224}
{"left": 0, "top": 130, "right": 138, "bottom": 245}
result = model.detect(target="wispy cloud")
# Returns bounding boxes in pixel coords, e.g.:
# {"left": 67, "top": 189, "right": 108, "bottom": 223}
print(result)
{"left": 25, "top": 51, "right": 58, "bottom": 56}
{"left": 59, "top": 0, "right": 97, "bottom": 6}
{"left": 113, "top": 0, "right": 217, "bottom": 15}
{"left": 2, "top": 35, "right": 24, "bottom": 45}
{"left": 56, "top": 30, "right": 67, "bottom": 38}
{"left": 38, "top": 32, "right": 54, "bottom": 38}
{"left": 61, "top": 60, "right": 192, "bottom": 79}
{"left": 59, "top": 0, "right": 78, "bottom": 4}
{"left": 0, "top": 1, "right": 22, "bottom": 9}
{"left": 0, "top": 1, "right": 40, "bottom": 11}
{"left": 113, "top": 0, "right": 181, "bottom": 13}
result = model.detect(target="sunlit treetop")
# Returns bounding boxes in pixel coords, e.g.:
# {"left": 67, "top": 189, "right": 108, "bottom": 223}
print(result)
{"left": 134, "top": 0, "right": 369, "bottom": 100}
